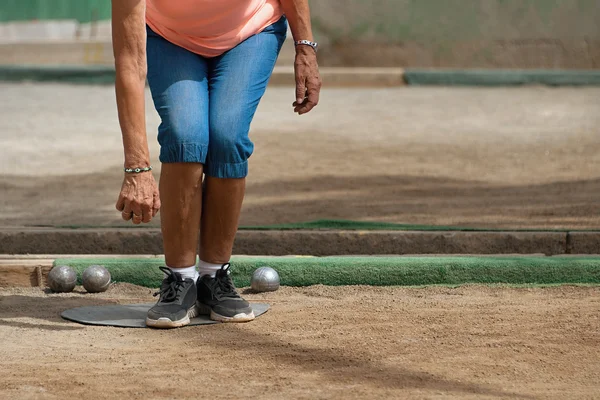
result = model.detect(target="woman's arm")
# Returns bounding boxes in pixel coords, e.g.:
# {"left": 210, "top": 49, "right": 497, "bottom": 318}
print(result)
{"left": 279, "top": 0, "right": 321, "bottom": 115}
{"left": 112, "top": 0, "right": 160, "bottom": 224}
{"left": 112, "top": 0, "right": 149, "bottom": 168}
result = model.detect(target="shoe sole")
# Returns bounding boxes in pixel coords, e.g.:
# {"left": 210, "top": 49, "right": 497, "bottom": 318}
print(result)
{"left": 145, "top": 304, "right": 199, "bottom": 329}
{"left": 210, "top": 310, "right": 255, "bottom": 323}
{"left": 196, "top": 301, "right": 255, "bottom": 323}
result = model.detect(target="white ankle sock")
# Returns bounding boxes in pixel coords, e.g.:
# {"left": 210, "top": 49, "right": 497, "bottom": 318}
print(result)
{"left": 168, "top": 265, "right": 199, "bottom": 281}
{"left": 197, "top": 260, "right": 224, "bottom": 278}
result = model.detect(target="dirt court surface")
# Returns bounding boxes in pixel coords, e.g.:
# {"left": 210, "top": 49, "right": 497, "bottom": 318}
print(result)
{"left": 1, "top": 83, "right": 599, "bottom": 229}
{"left": 0, "top": 284, "right": 598, "bottom": 399}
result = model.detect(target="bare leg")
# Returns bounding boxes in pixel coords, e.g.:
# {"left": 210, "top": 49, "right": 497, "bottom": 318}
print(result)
{"left": 199, "top": 176, "right": 245, "bottom": 263}
{"left": 160, "top": 163, "right": 204, "bottom": 268}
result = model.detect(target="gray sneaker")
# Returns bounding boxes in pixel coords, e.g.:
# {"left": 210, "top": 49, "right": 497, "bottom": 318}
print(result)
{"left": 146, "top": 267, "right": 199, "bottom": 329}
{"left": 196, "top": 264, "right": 255, "bottom": 322}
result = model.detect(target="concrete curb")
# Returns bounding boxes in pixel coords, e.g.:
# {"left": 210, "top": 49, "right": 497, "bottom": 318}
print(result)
{"left": 567, "top": 232, "right": 600, "bottom": 254}
{"left": 403, "top": 69, "right": 600, "bottom": 86}
{"left": 270, "top": 66, "right": 406, "bottom": 86}
{"left": 0, "top": 65, "right": 405, "bottom": 87}
{"left": 2, "top": 65, "right": 600, "bottom": 86}
{"left": 1, "top": 228, "right": 598, "bottom": 256}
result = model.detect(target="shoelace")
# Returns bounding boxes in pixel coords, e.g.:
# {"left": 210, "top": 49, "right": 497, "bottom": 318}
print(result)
{"left": 153, "top": 266, "right": 186, "bottom": 302}
{"left": 213, "top": 264, "right": 240, "bottom": 299}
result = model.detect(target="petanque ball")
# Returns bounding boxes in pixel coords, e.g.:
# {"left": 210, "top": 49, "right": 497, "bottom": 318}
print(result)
{"left": 251, "top": 267, "right": 280, "bottom": 292}
{"left": 47, "top": 265, "right": 77, "bottom": 293}
{"left": 82, "top": 265, "right": 111, "bottom": 293}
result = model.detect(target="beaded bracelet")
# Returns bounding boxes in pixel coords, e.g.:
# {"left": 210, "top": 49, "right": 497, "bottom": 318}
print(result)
{"left": 124, "top": 166, "right": 153, "bottom": 174}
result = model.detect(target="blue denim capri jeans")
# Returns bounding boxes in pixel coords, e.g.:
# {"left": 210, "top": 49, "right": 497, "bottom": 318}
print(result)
{"left": 146, "top": 16, "right": 287, "bottom": 178}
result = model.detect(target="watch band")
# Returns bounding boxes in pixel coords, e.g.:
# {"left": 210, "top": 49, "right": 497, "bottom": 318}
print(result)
{"left": 124, "top": 166, "right": 153, "bottom": 174}
{"left": 294, "top": 40, "right": 318, "bottom": 52}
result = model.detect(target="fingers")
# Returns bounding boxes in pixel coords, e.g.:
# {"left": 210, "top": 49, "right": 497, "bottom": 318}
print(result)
{"left": 121, "top": 200, "right": 149, "bottom": 224}
{"left": 131, "top": 204, "right": 143, "bottom": 226}
{"left": 307, "top": 85, "right": 320, "bottom": 109}
{"left": 121, "top": 201, "right": 133, "bottom": 221}
{"left": 295, "top": 79, "right": 307, "bottom": 105}
{"left": 118, "top": 187, "right": 144, "bottom": 222}
{"left": 293, "top": 77, "right": 321, "bottom": 115}
{"left": 123, "top": 204, "right": 153, "bottom": 224}
{"left": 132, "top": 213, "right": 143, "bottom": 225}
{"left": 141, "top": 202, "right": 152, "bottom": 223}
{"left": 115, "top": 195, "right": 125, "bottom": 212}
{"left": 293, "top": 80, "right": 306, "bottom": 113}
{"left": 294, "top": 87, "right": 320, "bottom": 115}
{"left": 296, "top": 89, "right": 319, "bottom": 114}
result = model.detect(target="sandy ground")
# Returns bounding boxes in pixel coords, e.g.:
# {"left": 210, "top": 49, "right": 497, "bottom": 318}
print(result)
{"left": 1, "top": 83, "right": 599, "bottom": 229}
{"left": 0, "top": 284, "right": 598, "bottom": 399}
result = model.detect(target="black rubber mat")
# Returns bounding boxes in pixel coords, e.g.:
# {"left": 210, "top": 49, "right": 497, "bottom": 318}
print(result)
{"left": 61, "top": 303, "right": 270, "bottom": 328}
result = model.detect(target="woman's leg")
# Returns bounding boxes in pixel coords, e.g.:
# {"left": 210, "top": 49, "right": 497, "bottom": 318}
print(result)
{"left": 199, "top": 16, "right": 288, "bottom": 266}
{"left": 199, "top": 176, "right": 245, "bottom": 264}
{"left": 145, "top": 25, "right": 210, "bottom": 328}
{"left": 160, "top": 164, "right": 203, "bottom": 267}
{"left": 146, "top": 25, "right": 210, "bottom": 269}
{"left": 194, "top": 17, "right": 287, "bottom": 322}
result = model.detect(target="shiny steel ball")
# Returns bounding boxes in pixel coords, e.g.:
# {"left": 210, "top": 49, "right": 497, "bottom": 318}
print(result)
{"left": 82, "top": 265, "right": 111, "bottom": 293}
{"left": 251, "top": 267, "right": 280, "bottom": 292}
{"left": 47, "top": 265, "right": 77, "bottom": 293}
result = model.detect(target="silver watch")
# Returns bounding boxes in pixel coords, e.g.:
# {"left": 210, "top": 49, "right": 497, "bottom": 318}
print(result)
{"left": 294, "top": 40, "right": 318, "bottom": 52}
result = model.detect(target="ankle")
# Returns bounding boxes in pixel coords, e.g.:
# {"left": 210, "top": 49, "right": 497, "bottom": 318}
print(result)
{"left": 197, "top": 260, "right": 224, "bottom": 278}
{"left": 167, "top": 265, "right": 199, "bottom": 281}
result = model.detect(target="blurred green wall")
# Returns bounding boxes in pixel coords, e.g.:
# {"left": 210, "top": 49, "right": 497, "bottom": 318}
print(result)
{"left": 0, "top": 0, "right": 110, "bottom": 23}
{"left": 309, "top": 0, "right": 599, "bottom": 41}
{"left": 307, "top": 0, "right": 600, "bottom": 68}
{"left": 1, "top": 0, "right": 597, "bottom": 67}
{"left": 2, "top": 0, "right": 597, "bottom": 39}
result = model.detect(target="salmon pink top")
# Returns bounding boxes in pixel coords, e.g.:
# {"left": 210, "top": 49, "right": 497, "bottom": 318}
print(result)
{"left": 146, "top": 0, "right": 284, "bottom": 57}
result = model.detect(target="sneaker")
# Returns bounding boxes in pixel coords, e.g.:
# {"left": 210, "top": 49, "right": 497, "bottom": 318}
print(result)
{"left": 146, "top": 267, "right": 199, "bottom": 329}
{"left": 196, "top": 263, "right": 255, "bottom": 322}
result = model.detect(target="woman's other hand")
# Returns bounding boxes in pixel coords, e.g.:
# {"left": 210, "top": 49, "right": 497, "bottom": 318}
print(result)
{"left": 115, "top": 172, "right": 161, "bottom": 224}
{"left": 293, "top": 46, "right": 321, "bottom": 115}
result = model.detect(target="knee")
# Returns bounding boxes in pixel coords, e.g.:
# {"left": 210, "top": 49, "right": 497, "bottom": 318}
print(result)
{"left": 159, "top": 109, "right": 206, "bottom": 144}
{"left": 205, "top": 117, "right": 254, "bottom": 178}
{"left": 208, "top": 118, "right": 254, "bottom": 162}
{"left": 158, "top": 113, "right": 209, "bottom": 163}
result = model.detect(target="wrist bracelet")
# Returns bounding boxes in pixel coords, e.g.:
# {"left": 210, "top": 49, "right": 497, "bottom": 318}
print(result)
{"left": 294, "top": 40, "right": 318, "bottom": 52}
{"left": 124, "top": 166, "right": 153, "bottom": 174}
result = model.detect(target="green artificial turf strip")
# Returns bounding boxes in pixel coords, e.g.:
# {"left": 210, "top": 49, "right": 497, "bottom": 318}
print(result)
{"left": 404, "top": 69, "right": 600, "bottom": 86}
{"left": 240, "top": 220, "right": 481, "bottom": 231}
{"left": 54, "top": 256, "right": 600, "bottom": 288}
{"left": 47, "top": 220, "right": 476, "bottom": 231}
{"left": 0, "top": 65, "right": 116, "bottom": 84}
{"left": 248, "top": 219, "right": 600, "bottom": 231}
{"left": 47, "top": 219, "right": 599, "bottom": 231}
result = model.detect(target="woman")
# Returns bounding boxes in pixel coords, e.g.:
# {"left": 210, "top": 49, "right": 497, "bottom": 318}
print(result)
{"left": 112, "top": 0, "right": 321, "bottom": 328}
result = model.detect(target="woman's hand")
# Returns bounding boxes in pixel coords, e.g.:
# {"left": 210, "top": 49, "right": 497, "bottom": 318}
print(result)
{"left": 112, "top": 0, "right": 154, "bottom": 225}
{"left": 293, "top": 46, "right": 321, "bottom": 115}
{"left": 115, "top": 172, "right": 161, "bottom": 224}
